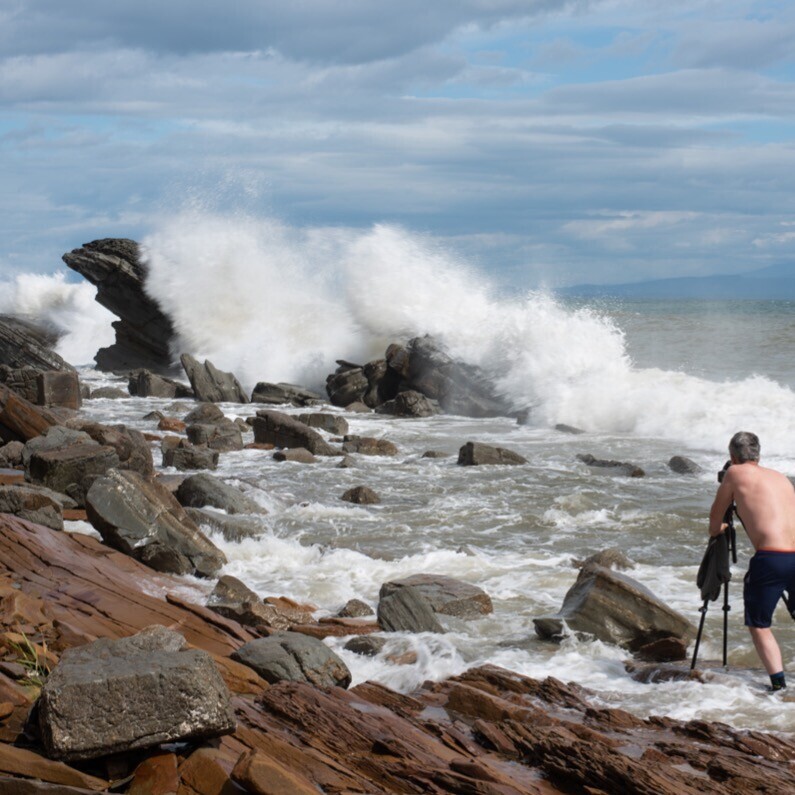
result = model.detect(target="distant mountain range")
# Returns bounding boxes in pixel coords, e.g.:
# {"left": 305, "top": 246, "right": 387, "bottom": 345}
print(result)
{"left": 556, "top": 262, "right": 795, "bottom": 299}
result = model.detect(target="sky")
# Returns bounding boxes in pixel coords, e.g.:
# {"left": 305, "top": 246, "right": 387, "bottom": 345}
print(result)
{"left": 1, "top": 0, "right": 794, "bottom": 288}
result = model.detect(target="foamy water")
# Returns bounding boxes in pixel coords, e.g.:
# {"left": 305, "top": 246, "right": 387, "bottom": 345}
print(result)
{"left": 10, "top": 211, "right": 795, "bottom": 731}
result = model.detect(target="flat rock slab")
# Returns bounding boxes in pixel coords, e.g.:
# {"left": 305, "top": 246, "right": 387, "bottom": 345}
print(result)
{"left": 232, "top": 632, "right": 351, "bottom": 689}
{"left": 250, "top": 382, "right": 322, "bottom": 407}
{"left": 0, "top": 743, "right": 107, "bottom": 790}
{"left": 377, "top": 586, "right": 444, "bottom": 633}
{"left": 38, "top": 626, "right": 235, "bottom": 761}
{"left": 380, "top": 574, "right": 493, "bottom": 619}
{"left": 252, "top": 410, "right": 336, "bottom": 456}
{"left": 457, "top": 442, "right": 527, "bottom": 466}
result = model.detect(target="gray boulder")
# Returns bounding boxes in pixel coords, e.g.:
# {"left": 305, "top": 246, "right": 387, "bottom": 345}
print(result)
{"left": 668, "top": 455, "right": 702, "bottom": 475}
{"left": 325, "top": 366, "right": 369, "bottom": 408}
{"left": 186, "top": 420, "right": 243, "bottom": 452}
{"left": 38, "top": 625, "right": 235, "bottom": 761}
{"left": 250, "top": 382, "right": 323, "bottom": 406}
{"left": 0, "top": 485, "right": 63, "bottom": 531}
{"left": 273, "top": 448, "right": 317, "bottom": 463}
{"left": 252, "top": 410, "right": 336, "bottom": 456}
{"left": 176, "top": 473, "right": 265, "bottom": 515}
{"left": 344, "top": 636, "right": 386, "bottom": 656}
{"left": 342, "top": 436, "right": 398, "bottom": 456}
{"left": 533, "top": 565, "right": 695, "bottom": 651}
{"left": 180, "top": 354, "right": 248, "bottom": 403}
{"left": 380, "top": 574, "right": 493, "bottom": 619}
{"left": 297, "top": 412, "right": 349, "bottom": 436}
{"left": 207, "top": 576, "right": 308, "bottom": 631}
{"left": 555, "top": 423, "right": 584, "bottom": 434}
{"left": 128, "top": 369, "right": 193, "bottom": 399}
{"left": 69, "top": 421, "right": 154, "bottom": 478}
{"left": 337, "top": 598, "right": 374, "bottom": 618}
{"left": 163, "top": 442, "right": 219, "bottom": 471}
{"left": 0, "top": 440, "right": 23, "bottom": 466}
{"left": 88, "top": 387, "right": 127, "bottom": 400}
{"left": 341, "top": 486, "right": 380, "bottom": 505}
{"left": 232, "top": 632, "right": 351, "bottom": 688}
{"left": 375, "top": 390, "right": 440, "bottom": 418}
{"left": 457, "top": 441, "right": 527, "bottom": 466}
{"left": 377, "top": 585, "right": 444, "bottom": 633}
{"left": 85, "top": 469, "right": 226, "bottom": 577}
{"left": 22, "top": 426, "right": 93, "bottom": 467}
{"left": 184, "top": 403, "right": 226, "bottom": 425}
{"left": 577, "top": 453, "right": 645, "bottom": 478}
{"left": 185, "top": 508, "right": 264, "bottom": 542}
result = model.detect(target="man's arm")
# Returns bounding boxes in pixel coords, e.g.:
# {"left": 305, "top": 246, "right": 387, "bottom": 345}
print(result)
{"left": 709, "top": 472, "right": 735, "bottom": 536}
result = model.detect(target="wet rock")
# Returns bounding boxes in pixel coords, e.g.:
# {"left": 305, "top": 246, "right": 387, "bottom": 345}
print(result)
{"left": 143, "top": 410, "right": 164, "bottom": 421}
{"left": 38, "top": 625, "right": 235, "bottom": 761}
{"left": 273, "top": 447, "right": 317, "bottom": 464}
{"left": 377, "top": 585, "right": 445, "bottom": 633}
{"left": 336, "top": 455, "right": 356, "bottom": 469}
{"left": 421, "top": 450, "right": 448, "bottom": 459}
{"left": 297, "top": 412, "right": 349, "bottom": 436}
{"left": 127, "top": 368, "right": 193, "bottom": 399}
{"left": 337, "top": 598, "right": 374, "bottom": 618}
{"left": 375, "top": 390, "right": 441, "bottom": 418}
{"left": 207, "top": 576, "right": 311, "bottom": 631}
{"left": 88, "top": 386, "right": 126, "bottom": 400}
{"left": 176, "top": 473, "right": 265, "bottom": 515}
{"left": 0, "top": 315, "right": 74, "bottom": 373}
{"left": 555, "top": 423, "right": 584, "bottom": 434}
{"left": 341, "top": 485, "right": 380, "bottom": 504}
{"left": 63, "top": 238, "right": 176, "bottom": 372}
{"left": 344, "top": 635, "right": 386, "bottom": 656}
{"left": 0, "top": 384, "right": 61, "bottom": 443}
{"left": 252, "top": 410, "right": 336, "bottom": 456}
{"left": 69, "top": 421, "right": 154, "bottom": 478}
{"left": 180, "top": 354, "right": 248, "bottom": 404}
{"left": 250, "top": 382, "right": 323, "bottom": 406}
{"left": 380, "top": 574, "right": 493, "bottom": 619}
{"left": 345, "top": 401, "right": 371, "bottom": 413}
{"left": 668, "top": 455, "right": 702, "bottom": 475}
{"left": 457, "top": 441, "right": 527, "bottom": 466}
{"left": 533, "top": 565, "right": 694, "bottom": 651}
{"left": 326, "top": 364, "right": 369, "bottom": 407}
{"left": 184, "top": 402, "right": 226, "bottom": 426}
{"left": 187, "top": 419, "right": 243, "bottom": 452}
{"left": 572, "top": 548, "right": 636, "bottom": 571}
{"left": 0, "top": 441, "right": 23, "bottom": 467}
{"left": 232, "top": 632, "right": 351, "bottom": 688}
{"left": 577, "top": 453, "right": 645, "bottom": 477}
{"left": 342, "top": 436, "right": 398, "bottom": 456}
{"left": 86, "top": 469, "right": 226, "bottom": 577}
{"left": 157, "top": 416, "right": 185, "bottom": 432}
{"left": 35, "top": 371, "right": 82, "bottom": 410}
{"left": 162, "top": 441, "right": 219, "bottom": 471}
{"left": 0, "top": 485, "right": 63, "bottom": 531}
{"left": 624, "top": 660, "right": 703, "bottom": 684}
{"left": 185, "top": 507, "right": 264, "bottom": 542}
{"left": 634, "top": 636, "right": 688, "bottom": 663}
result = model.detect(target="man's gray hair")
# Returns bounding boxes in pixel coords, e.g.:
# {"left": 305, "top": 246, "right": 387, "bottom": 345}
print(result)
{"left": 729, "top": 431, "right": 760, "bottom": 463}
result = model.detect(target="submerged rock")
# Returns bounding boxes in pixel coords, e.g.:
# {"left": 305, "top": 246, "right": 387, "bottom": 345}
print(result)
{"left": 252, "top": 410, "right": 336, "bottom": 456}
{"left": 457, "top": 441, "right": 527, "bottom": 466}
{"left": 341, "top": 485, "right": 380, "bottom": 505}
{"left": 176, "top": 473, "right": 264, "bottom": 515}
{"left": 377, "top": 585, "right": 444, "bottom": 633}
{"left": 668, "top": 455, "right": 702, "bottom": 475}
{"left": 273, "top": 447, "right": 317, "bottom": 463}
{"left": 342, "top": 436, "right": 397, "bottom": 456}
{"left": 577, "top": 453, "right": 645, "bottom": 478}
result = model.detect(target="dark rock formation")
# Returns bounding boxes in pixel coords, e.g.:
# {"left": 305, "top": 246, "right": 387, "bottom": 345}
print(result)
{"left": 0, "top": 315, "right": 73, "bottom": 372}
{"left": 38, "top": 626, "right": 235, "bottom": 761}
{"left": 176, "top": 473, "right": 264, "bottom": 515}
{"left": 577, "top": 453, "right": 645, "bottom": 477}
{"left": 63, "top": 239, "right": 175, "bottom": 373}
{"left": 180, "top": 354, "right": 248, "bottom": 403}
{"left": 380, "top": 574, "right": 493, "bottom": 619}
{"left": 0, "top": 441, "right": 23, "bottom": 467}
{"left": 377, "top": 585, "right": 445, "bottom": 633}
{"left": 458, "top": 441, "right": 527, "bottom": 466}
{"left": 337, "top": 598, "right": 374, "bottom": 618}
{"left": 342, "top": 436, "right": 398, "bottom": 456}
{"left": 533, "top": 565, "right": 695, "bottom": 651}
{"left": 128, "top": 369, "right": 193, "bottom": 399}
{"left": 162, "top": 441, "right": 219, "bottom": 471}
{"left": 252, "top": 410, "right": 336, "bottom": 456}
{"left": 186, "top": 419, "right": 243, "bottom": 452}
{"left": 250, "top": 382, "right": 323, "bottom": 406}
{"left": 668, "top": 455, "right": 702, "bottom": 475}
{"left": 86, "top": 469, "right": 226, "bottom": 577}
{"left": 87, "top": 386, "right": 126, "bottom": 400}
{"left": 325, "top": 365, "right": 370, "bottom": 408}
{"left": 341, "top": 485, "right": 380, "bottom": 504}
{"left": 555, "top": 423, "right": 584, "bottom": 434}
{"left": 297, "top": 412, "right": 349, "bottom": 436}
{"left": 232, "top": 633, "right": 351, "bottom": 689}
{"left": 376, "top": 390, "right": 441, "bottom": 418}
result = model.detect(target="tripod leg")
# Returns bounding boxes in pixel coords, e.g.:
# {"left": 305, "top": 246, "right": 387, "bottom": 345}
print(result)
{"left": 722, "top": 582, "right": 731, "bottom": 667}
{"left": 691, "top": 599, "right": 709, "bottom": 671}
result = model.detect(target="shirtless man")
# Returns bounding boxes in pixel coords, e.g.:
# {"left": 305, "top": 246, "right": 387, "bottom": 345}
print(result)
{"left": 709, "top": 431, "right": 795, "bottom": 691}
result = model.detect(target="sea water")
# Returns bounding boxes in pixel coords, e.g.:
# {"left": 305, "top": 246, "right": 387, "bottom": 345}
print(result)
{"left": 4, "top": 213, "right": 795, "bottom": 732}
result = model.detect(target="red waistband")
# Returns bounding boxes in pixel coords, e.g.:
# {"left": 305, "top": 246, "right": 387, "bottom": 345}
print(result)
{"left": 756, "top": 547, "right": 795, "bottom": 553}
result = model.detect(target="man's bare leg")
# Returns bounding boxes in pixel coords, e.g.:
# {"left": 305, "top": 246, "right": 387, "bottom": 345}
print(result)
{"left": 748, "top": 627, "right": 784, "bottom": 675}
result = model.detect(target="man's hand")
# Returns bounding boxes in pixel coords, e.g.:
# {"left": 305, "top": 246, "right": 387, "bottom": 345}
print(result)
{"left": 710, "top": 522, "right": 728, "bottom": 537}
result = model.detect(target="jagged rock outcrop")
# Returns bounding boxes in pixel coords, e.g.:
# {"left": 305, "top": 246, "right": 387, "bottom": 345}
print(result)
{"left": 38, "top": 626, "right": 235, "bottom": 761}
{"left": 0, "top": 315, "right": 73, "bottom": 372}
{"left": 180, "top": 354, "right": 248, "bottom": 404}
{"left": 62, "top": 239, "right": 175, "bottom": 373}
{"left": 533, "top": 564, "right": 695, "bottom": 651}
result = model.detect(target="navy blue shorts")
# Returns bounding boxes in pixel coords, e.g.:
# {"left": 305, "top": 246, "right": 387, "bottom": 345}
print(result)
{"left": 744, "top": 550, "right": 795, "bottom": 628}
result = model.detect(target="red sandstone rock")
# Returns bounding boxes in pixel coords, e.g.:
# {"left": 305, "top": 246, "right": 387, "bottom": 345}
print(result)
{"left": 128, "top": 752, "right": 179, "bottom": 795}
{"left": 158, "top": 417, "right": 186, "bottom": 433}
{"left": 0, "top": 384, "right": 60, "bottom": 442}
{"left": 232, "top": 749, "right": 318, "bottom": 795}
{"left": 0, "top": 743, "right": 107, "bottom": 790}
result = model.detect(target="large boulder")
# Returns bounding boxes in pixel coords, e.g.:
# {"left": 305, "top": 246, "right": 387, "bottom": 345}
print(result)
{"left": 380, "top": 574, "right": 493, "bottom": 619}
{"left": 180, "top": 354, "right": 248, "bottom": 403}
{"left": 457, "top": 441, "right": 527, "bottom": 466}
{"left": 232, "top": 632, "right": 351, "bottom": 688}
{"left": 63, "top": 239, "right": 176, "bottom": 373}
{"left": 341, "top": 485, "right": 380, "bottom": 505}
{"left": 377, "top": 585, "right": 445, "bottom": 633}
{"left": 184, "top": 403, "right": 226, "bottom": 426}
{"left": 85, "top": 469, "right": 226, "bottom": 577}
{"left": 375, "top": 390, "right": 440, "bottom": 418}
{"left": 162, "top": 441, "right": 219, "bottom": 471}
{"left": 325, "top": 365, "right": 369, "bottom": 408}
{"left": 0, "top": 367, "right": 81, "bottom": 410}
{"left": 186, "top": 420, "right": 243, "bottom": 452}
{"left": 251, "top": 382, "right": 323, "bottom": 406}
{"left": 668, "top": 455, "right": 702, "bottom": 475}
{"left": 128, "top": 368, "right": 193, "bottom": 399}
{"left": 175, "top": 473, "right": 265, "bottom": 515}
{"left": 297, "top": 412, "right": 349, "bottom": 436}
{"left": 533, "top": 565, "right": 695, "bottom": 651}
{"left": 0, "top": 315, "right": 74, "bottom": 372}
{"left": 38, "top": 626, "right": 235, "bottom": 761}
{"left": 69, "top": 421, "right": 154, "bottom": 478}
{"left": 252, "top": 410, "right": 336, "bottom": 456}
{"left": 22, "top": 426, "right": 93, "bottom": 467}
{"left": 0, "top": 485, "right": 63, "bottom": 531}
{"left": 0, "top": 440, "right": 23, "bottom": 467}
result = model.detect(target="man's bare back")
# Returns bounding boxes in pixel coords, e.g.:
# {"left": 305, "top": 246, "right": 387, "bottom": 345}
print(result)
{"left": 710, "top": 461, "right": 795, "bottom": 550}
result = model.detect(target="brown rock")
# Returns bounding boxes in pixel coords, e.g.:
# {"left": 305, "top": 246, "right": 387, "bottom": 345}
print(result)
{"left": 341, "top": 485, "right": 380, "bottom": 504}
{"left": 252, "top": 411, "right": 336, "bottom": 456}
{"left": 37, "top": 371, "right": 82, "bottom": 410}
{"left": 272, "top": 448, "right": 317, "bottom": 464}
{"left": 633, "top": 636, "right": 689, "bottom": 663}
{"left": 0, "top": 470, "right": 24, "bottom": 486}
{"left": 244, "top": 442, "right": 275, "bottom": 451}
{"left": 177, "top": 747, "right": 236, "bottom": 795}
{"left": 0, "top": 743, "right": 108, "bottom": 790}
{"left": 128, "top": 752, "right": 179, "bottom": 795}
{"left": 336, "top": 599, "right": 373, "bottom": 618}
{"left": 341, "top": 436, "right": 398, "bottom": 456}
{"left": 158, "top": 417, "right": 186, "bottom": 433}
{"left": 232, "top": 749, "right": 318, "bottom": 795}
{"left": 0, "top": 384, "right": 61, "bottom": 442}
